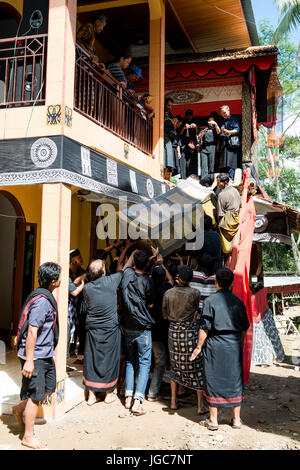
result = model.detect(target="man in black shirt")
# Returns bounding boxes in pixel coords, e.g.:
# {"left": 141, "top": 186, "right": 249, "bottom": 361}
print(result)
{"left": 148, "top": 266, "right": 173, "bottom": 401}
{"left": 118, "top": 246, "right": 155, "bottom": 415}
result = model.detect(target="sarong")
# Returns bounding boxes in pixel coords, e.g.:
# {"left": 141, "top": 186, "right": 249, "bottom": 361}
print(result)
{"left": 219, "top": 211, "right": 239, "bottom": 254}
{"left": 168, "top": 320, "right": 203, "bottom": 391}
{"left": 203, "top": 332, "right": 243, "bottom": 408}
{"left": 83, "top": 324, "right": 120, "bottom": 392}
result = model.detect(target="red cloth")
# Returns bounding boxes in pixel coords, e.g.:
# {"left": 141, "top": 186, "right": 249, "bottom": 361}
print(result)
{"left": 229, "top": 169, "right": 256, "bottom": 384}
{"left": 251, "top": 288, "right": 269, "bottom": 323}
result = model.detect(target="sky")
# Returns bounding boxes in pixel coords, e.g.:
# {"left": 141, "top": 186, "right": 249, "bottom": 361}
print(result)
{"left": 251, "top": 0, "right": 300, "bottom": 44}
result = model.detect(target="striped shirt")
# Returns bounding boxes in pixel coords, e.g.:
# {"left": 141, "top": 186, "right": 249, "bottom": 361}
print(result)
{"left": 190, "top": 271, "right": 216, "bottom": 313}
{"left": 107, "top": 63, "right": 127, "bottom": 84}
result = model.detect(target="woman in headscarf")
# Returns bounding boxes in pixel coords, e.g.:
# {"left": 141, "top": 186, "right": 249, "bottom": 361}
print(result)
{"left": 162, "top": 265, "right": 207, "bottom": 415}
{"left": 83, "top": 259, "right": 123, "bottom": 405}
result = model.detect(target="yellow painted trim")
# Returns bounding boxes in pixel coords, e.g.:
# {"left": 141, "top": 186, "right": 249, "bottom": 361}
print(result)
{"left": 77, "top": 0, "right": 147, "bottom": 14}
{"left": 90, "top": 146, "right": 154, "bottom": 178}
{"left": 148, "top": 0, "right": 163, "bottom": 20}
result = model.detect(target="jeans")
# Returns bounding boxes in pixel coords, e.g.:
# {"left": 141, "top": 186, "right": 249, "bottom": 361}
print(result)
{"left": 124, "top": 329, "right": 152, "bottom": 403}
{"left": 228, "top": 168, "right": 235, "bottom": 180}
{"left": 148, "top": 341, "right": 167, "bottom": 398}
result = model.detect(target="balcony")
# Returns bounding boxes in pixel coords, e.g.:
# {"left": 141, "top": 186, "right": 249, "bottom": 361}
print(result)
{"left": 0, "top": 34, "right": 47, "bottom": 107}
{"left": 0, "top": 34, "right": 153, "bottom": 156}
{"left": 74, "top": 44, "right": 153, "bottom": 155}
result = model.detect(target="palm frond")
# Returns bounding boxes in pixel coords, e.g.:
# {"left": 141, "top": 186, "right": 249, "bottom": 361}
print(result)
{"left": 273, "top": 2, "right": 300, "bottom": 42}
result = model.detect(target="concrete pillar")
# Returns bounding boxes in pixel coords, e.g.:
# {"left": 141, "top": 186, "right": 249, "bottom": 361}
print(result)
{"left": 46, "top": 0, "right": 77, "bottom": 131}
{"left": 148, "top": 0, "right": 165, "bottom": 177}
{"left": 40, "top": 183, "right": 71, "bottom": 418}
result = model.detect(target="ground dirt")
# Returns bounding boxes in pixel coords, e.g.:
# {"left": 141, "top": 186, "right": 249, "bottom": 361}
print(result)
{"left": 1, "top": 347, "right": 300, "bottom": 450}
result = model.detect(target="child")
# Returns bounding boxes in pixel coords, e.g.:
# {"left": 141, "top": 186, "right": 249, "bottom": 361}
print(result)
{"left": 141, "top": 93, "right": 155, "bottom": 120}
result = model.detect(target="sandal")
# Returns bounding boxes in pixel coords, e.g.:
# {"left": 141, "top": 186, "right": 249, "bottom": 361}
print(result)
{"left": 230, "top": 419, "right": 242, "bottom": 429}
{"left": 200, "top": 418, "right": 219, "bottom": 431}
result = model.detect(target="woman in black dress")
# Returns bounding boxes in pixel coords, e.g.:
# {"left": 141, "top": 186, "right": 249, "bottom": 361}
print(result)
{"left": 83, "top": 259, "right": 123, "bottom": 405}
{"left": 190, "top": 268, "right": 250, "bottom": 430}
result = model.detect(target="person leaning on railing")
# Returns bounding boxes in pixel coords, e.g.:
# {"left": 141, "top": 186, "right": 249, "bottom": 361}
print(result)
{"left": 76, "top": 14, "right": 108, "bottom": 72}
{"left": 107, "top": 54, "right": 133, "bottom": 89}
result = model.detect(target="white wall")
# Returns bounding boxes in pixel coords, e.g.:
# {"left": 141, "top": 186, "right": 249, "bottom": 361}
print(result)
{"left": 0, "top": 194, "right": 16, "bottom": 331}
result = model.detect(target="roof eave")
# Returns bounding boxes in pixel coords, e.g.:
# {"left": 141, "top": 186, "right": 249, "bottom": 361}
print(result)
{"left": 240, "top": 0, "right": 260, "bottom": 46}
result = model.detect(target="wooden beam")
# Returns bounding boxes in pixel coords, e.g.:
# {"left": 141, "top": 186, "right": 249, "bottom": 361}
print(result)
{"left": 166, "top": 0, "right": 197, "bottom": 53}
{"left": 77, "top": 0, "right": 147, "bottom": 14}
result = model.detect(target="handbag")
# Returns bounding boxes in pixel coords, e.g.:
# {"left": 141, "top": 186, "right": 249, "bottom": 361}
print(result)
{"left": 228, "top": 134, "right": 240, "bottom": 150}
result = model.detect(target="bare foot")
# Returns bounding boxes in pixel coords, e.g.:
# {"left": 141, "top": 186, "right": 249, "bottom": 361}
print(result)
{"left": 21, "top": 436, "right": 47, "bottom": 449}
{"left": 87, "top": 392, "right": 100, "bottom": 406}
{"left": 125, "top": 396, "right": 133, "bottom": 409}
{"left": 12, "top": 406, "right": 24, "bottom": 427}
{"left": 104, "top": 392, "right": 117, "bottom": 404}
{"left": 131, "top": 406, "right": 146, "bottom": 416}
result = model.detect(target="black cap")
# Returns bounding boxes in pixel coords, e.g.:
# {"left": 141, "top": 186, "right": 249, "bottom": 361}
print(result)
{"left": 152, "top": 266, "right": 166, "bottom": 283}
{"left": 70, "top": 248, "right": 81, "bottom": 260}
{"left": 178, "top": 265, "right": 193, "bottom": 283}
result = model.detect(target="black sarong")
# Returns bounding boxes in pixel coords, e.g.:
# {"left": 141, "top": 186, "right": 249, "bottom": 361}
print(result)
{"left": 83, "top": 325, "right": 120, "bottom": 392}
{"left": 203, "top": 332, "right": 243, "bottom": 408}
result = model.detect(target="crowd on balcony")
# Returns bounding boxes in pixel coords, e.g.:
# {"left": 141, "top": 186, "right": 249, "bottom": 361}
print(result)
{"left": 76, "top": 14, "right": 155, "bottom": 124}
{"left": 164, "top": 99, "right": 241, "bottom": 183}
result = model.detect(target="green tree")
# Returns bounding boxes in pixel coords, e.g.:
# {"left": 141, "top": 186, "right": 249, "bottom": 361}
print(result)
{"left": 258, "top": 21, "right": 300, "bottom": 273}
{"left": 273, "top": 0, "right": 300, "bottom": 45}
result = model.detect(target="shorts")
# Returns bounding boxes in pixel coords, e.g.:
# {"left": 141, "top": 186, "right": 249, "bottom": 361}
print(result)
{"left": 20, "top": 357, "right": 56, "bottom": 402}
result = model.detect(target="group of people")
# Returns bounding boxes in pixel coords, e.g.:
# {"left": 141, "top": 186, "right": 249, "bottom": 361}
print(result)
{"left": 76, "top": 14, "right": 154, "bottom": 123}
{"left": 13, "top": 198, "right": 249, "bottom": 448}
{"left": 164, "top": 99, "right": 240, "bottom": 181}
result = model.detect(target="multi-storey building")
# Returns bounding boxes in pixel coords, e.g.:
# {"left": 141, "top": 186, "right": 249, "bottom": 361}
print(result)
{"left": 0, "top": 0, "right": 279, "bottom": 417}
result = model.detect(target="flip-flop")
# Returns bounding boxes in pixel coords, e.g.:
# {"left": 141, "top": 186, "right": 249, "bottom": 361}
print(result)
{"left": 200, "top": 418, "right": 219, "bottom": 431}
{"left": 230, "top": 419, "right": 243, "bottom": 429}
{"left": 130, "top": 409, "right": 146, "bottom": 416}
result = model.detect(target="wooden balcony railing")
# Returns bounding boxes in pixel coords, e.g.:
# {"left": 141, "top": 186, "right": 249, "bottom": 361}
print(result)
{"left": 74, "top": 44, "right": 153, "bottom": 155}
{"left": 0, "top": 34, "right": 47, "bottom": 107}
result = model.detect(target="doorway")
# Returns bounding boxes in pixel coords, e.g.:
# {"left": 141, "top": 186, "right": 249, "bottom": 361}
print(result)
{"left": 0, "top": 191, "right": 26, "bottom": 345}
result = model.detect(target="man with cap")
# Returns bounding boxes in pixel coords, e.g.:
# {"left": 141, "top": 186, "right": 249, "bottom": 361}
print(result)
{"left": 162, "top": 265, "right": 207, "bottom": 415}
{"left": 126, "top": 65, "right": 143, "bottom": 95}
